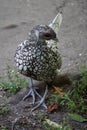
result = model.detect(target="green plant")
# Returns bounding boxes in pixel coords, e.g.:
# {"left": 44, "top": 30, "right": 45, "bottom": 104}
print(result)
{"left": 61, "top": 118, "right": 72, "bottom": 130}
{"left": 61, "top": 67, "right": 87, "bottom": 114}
{"left": 0, "top": 106, "right": 10, "bottom": 115}
{"left": 1, "top": 127, "right": 7, "bottom": 130}
{"left": 0, "top": 65, "right": 28, "bottom": 94}
{"left": 68, "top": 113, "right": 87, "bottom": 122}
{"left": 42, "top": 122, "right": 62, "bottom": 130}
{"left": 42, "top": 119, "right": 72, "bottom": 130}
{"left": 48, "top": 93, "right": 61, "bottom": 104}
{"left": 38, "top": 113, "right": 45, "bottom": 121}
{"left": 49, "top": 67, "right": 87, "bottom": 114}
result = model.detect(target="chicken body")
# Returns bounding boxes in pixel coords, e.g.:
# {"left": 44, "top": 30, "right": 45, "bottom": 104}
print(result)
{"left": 15, "top": 25, "right": 61, "bottom": 82}
{"left": 15, "top": 24, "right": 62, "bottom": 110}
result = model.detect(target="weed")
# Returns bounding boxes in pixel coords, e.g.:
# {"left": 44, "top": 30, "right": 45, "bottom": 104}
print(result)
{"left": 61, "top": 118, "right": 72, "bottom": 130}
{"left": 0, "top": 106, "right": 10, "bottom": 115}
{"left": 42, "top": 120, "right": 72, "bottom": 130}
{"left": 2, "top": 97, "right": 9, "bottom": 104}
{"left": 0, "top": 65, "right": 28, "bottom": 94}
{"left": 42, "top": 122, "right": 61, "bottom": 130}
{"left": 63, "top": 66, "right": 87, "bottom": 114}
{"left": 1, "top": 127, "right": 7, "bottom": 130}
{"left": 38, "top": 113, "right": 45, "bottom": 121}
{"left": 49, "top": 67, "right": 87, "bottom": 114}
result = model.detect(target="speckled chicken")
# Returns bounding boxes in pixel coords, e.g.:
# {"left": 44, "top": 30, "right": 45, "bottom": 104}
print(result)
{"left": 15, "top": 13, "right": 62, "bottom": 111}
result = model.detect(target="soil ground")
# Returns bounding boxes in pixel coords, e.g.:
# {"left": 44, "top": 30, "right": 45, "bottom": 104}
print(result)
{"left": 0, "top": 0, "right": 87, "bottom": 130}
{"left": 0, "top": 85, "right": 87, "bottom": 130}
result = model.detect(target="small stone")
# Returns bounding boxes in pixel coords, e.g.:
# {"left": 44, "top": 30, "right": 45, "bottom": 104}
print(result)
{"left": 79, "top": 53, "right": 82, "bottom": 56}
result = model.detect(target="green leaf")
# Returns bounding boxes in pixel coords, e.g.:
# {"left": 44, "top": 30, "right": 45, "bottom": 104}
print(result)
{"left": 68, "top": 113, "right": 87, "bottom": 122}
{"left": 45, "top": 119, "right": 62, "bottom": 129}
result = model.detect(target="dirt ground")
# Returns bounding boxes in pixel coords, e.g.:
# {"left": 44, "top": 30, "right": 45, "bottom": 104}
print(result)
{"left": 0, "top": 0, "right": 87, "bottom": 130}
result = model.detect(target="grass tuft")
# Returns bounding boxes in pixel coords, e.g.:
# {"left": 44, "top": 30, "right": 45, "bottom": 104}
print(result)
{"left": 49, "top": 66, "right": 87, "bottom": 114}
{"left": 0, "top": 65, "right": 28, "bottom": 94}
{"left": 62, "top": 67, "right": 87, "bottom": 114}
{"left": 0, "top": 106, "right": 10, "bottom": 115}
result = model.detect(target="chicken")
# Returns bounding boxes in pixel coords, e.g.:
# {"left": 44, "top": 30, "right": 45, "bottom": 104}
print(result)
{"left": 15, "top": 12, "right": 62, "bottom": 111}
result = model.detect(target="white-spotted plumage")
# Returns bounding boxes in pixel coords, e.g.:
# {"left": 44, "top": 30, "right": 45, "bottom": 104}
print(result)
{"left": 14, "top": 13, "right": 62, "bottom": 111}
